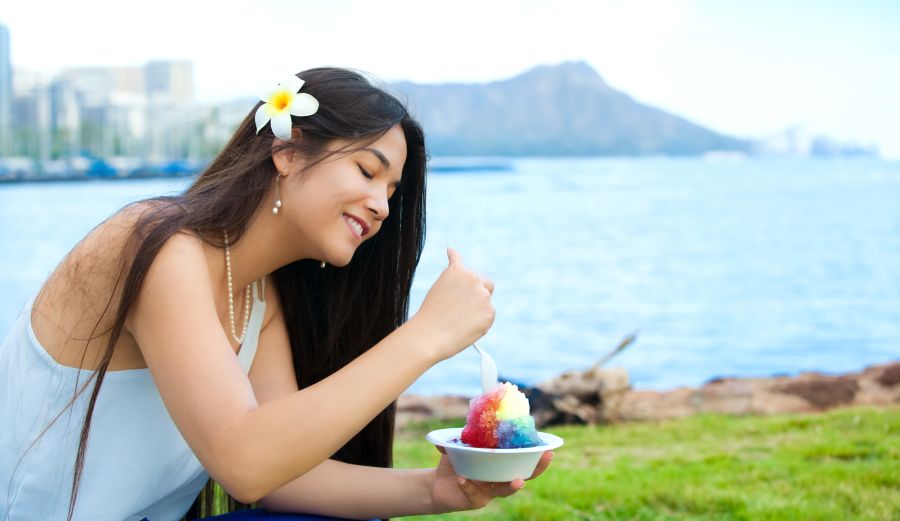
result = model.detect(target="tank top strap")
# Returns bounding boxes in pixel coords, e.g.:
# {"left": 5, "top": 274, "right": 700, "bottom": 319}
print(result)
{"left": 236, "top": 279, "right": 267, "bottom": 374}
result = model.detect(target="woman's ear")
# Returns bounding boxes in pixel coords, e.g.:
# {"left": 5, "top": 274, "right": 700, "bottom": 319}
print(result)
{"left": 271, "top": 127, "right": 304, "bottom": 175}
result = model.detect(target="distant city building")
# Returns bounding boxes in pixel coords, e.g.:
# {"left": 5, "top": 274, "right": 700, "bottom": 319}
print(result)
{"left": 60, "top": 67, "right": 118, "bottom": 107}
{"left": 145, "top": 60, "right": 193, "bottom": 102}
{"left": 54, "top": 62, "right": 198, "bottom": 161}
{"left": 200, "top": 98, "right": 256, "bottom": 154}
{"left": 0, "top": 24, "right": 12, "bottom": 156}
{"left": 755, "top": 126, "right": 813, "bottom": 156}
{"left": 63, "top": 62, "right": 194, "bottom": 104}
{"left": 48, "top": 79, "right": 81, "bottom": 158}
{"left": 107, "top": 92, "right": 147, "bottom": 157}
{"left": 753, "top": 126, "right": 879, "bottom": 158}
{"left": 112, "top": 66, "right": 144, "bottom": 96}
{"left": 12, "top": 81, "right": 51, "bottom": 162}
{"left": 2, "top": 25, "right": 208, "bottom": 171}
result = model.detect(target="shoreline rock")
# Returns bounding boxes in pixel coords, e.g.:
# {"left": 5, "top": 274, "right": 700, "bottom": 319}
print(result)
{"left": 396, "top": 361, "right": 899, "bottom": 428}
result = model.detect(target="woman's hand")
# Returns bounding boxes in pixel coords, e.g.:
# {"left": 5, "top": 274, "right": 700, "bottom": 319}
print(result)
{"left": 411, "top": 247, "right": 496, "bottom": 362}
{"left": 429, "top": 446, "right": 553, "bottom": 514}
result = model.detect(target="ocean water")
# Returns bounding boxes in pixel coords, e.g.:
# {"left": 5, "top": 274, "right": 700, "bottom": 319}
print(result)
{"left": 1, "top": 157, "right": 897, "bottom": 396}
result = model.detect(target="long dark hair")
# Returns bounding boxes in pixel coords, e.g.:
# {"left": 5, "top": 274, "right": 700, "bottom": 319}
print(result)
{"left": 50, "top": 67, "right": 427, "bottom": 520}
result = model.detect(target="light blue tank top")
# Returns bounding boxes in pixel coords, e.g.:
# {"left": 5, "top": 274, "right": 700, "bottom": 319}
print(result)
{"left": 0, "top": 280, "right": 267, "bottom": 521}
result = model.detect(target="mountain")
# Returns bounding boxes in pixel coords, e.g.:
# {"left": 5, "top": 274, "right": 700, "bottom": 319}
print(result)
{"left": 389, "top": 61, "right": 750, "bottom": 156}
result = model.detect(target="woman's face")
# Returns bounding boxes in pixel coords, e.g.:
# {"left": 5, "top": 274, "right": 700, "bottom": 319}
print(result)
{"left": 278, "top": 123, "right": 407, "bottom": 266}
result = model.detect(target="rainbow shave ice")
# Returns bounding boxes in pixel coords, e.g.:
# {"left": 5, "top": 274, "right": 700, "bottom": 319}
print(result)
{"left": 460, "top": 382, "right": 543, "bottom": 449}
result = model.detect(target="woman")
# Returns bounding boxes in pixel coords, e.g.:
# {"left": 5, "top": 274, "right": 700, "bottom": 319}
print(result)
{"left": 0, "top": 67, "right": 552, "bottom": 521}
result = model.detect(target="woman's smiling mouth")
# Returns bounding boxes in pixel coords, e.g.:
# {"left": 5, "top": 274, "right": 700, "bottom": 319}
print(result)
{"left": 343, "top": 213, "right": 369, "bottom": 239}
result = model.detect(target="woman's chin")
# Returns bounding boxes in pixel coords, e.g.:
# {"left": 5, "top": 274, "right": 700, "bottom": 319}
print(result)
{"left": 323, "top": 240, "right": 364, "bottom": 267}
{"left": 328, "top": 250, "right": 356, "bottom": 268}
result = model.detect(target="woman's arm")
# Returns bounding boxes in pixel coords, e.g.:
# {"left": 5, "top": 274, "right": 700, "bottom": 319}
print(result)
{"left": 250, "top": 299, "right": 546, "bottom": 520}
{"left": 258, "top": 446, "right": 554, "bottom": 519}
{"left": 128, "top": 235, "right": 493, "bottom": 504}
{"left": 249, "top": 290, "right": 435, "bottom": 518}
{"left": 261, "top": 459, "right": 436, "bottom": 519}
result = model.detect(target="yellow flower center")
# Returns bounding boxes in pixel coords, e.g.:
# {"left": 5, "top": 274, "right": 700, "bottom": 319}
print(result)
{"left": 271, "top": 91, "right": 292, "bottom": 111}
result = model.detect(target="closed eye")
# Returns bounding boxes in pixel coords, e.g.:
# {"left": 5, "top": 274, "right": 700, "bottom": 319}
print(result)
{"left": 358, "top": 165, "right": 374, "bottom": 179}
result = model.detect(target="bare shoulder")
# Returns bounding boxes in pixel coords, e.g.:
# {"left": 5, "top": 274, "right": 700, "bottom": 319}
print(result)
{"left": 151, "top": 228, "right": 206, "bottom": 265}
{"left": 31, "top": 200, "right": 193, "bottom": 370}
{"left": 126, "top": 229, "right": 212, "bottom": 329}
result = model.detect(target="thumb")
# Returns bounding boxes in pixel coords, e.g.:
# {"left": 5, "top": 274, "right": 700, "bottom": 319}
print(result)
{"left": 447, "top": 247, "right": 463, "bottom": 266}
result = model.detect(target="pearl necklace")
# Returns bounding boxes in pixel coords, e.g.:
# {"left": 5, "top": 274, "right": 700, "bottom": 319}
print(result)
{"left": 223, "top": 230, "right": 252, "bottom": 344}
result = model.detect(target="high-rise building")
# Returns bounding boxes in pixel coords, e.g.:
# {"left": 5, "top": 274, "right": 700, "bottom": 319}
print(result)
{"left": 0, "top": 24, "right": 13, "bottom": 156}
{"left": 48, "top": 79, "right": 81, "bottom": 157}
{"left": 143, "top": 61, "right": 196, "bottom": 161}
{"left": 145, "top": 60, "right": 194, "bottom": 102}
{"left": 12, "top": 83, "right": 50, "bottom": 162}
{"left": 4, "top": 57, "right": 198, "bottom": 163}
{"left": 60, "top": 67, "right": 117, "bottom": 107}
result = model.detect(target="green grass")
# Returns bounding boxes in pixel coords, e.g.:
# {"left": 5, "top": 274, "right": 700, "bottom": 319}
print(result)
{"left": 394, "top": 406, "right": 900, "bottom": 520}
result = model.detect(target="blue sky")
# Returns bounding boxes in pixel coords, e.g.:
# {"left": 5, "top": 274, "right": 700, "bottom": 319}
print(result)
{"left": 2, "top": 0, "right": 899, "bottom": 157}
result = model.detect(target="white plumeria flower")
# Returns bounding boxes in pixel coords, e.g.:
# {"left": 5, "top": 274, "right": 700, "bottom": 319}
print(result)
{"left": 254, "top": 75, "right": 319, "bottom": 140}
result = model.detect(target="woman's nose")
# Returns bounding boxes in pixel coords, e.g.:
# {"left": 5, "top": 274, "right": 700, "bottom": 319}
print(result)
{"left": 367, "top": 189, "right": 390, "bottom": 221}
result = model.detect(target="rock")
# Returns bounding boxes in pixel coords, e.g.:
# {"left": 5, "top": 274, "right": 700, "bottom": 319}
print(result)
{"left": 615, "top": 388, "right": 695, "bottom": 421}
{"left": 612, "top": 363, "right": 899, "bottom": 421}
{"left": 598, "top": 367, "right": 630, "bottom": 417}
{"left": 529, "top": 366, "right": 631, "bottom": 426}
{"left": 875, "top": 363, "right": 900, "bottom": 387}
{"left": 520, "top": 386, "right": 560, "bottom": 427}
{"left": 855, "top": 362, "right": 900, "bottom": 405}
{"left": 749, "top": 389, "right": 814, "bottom": 415}
{"left": 878, "top": 363, "right": 900, "bottom": 387}
{"left": 693, "top": 379, "right": 757, "bottom": 415}
{"left": 775, "top": 375, "right": 859, "bottom": 409}
{"left": 609, "top": 372, "right": 818, "bottom": 421}
{"left": 394, "top": 361, "right": 900, "bottom": 430}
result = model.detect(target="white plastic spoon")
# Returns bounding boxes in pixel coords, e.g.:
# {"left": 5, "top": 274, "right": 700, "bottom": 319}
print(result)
{"left": 471, "top": 343, "right": 499, "bottom": 394}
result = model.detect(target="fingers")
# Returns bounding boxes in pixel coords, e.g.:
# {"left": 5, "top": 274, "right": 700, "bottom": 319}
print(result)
{"left": 435, "top": 446, "right": 447, "bottom": 455}
{"left": 481, "top": 275, "right": 495, "bottom": 295}
{"left": 526, "top": 451, "right": 554, "bottom": 480}
{"left": 509, "top": 479, "right": 526, "bottom": 491}
{"left": 451, "top": 451, "right": 553, "bottom": 510}
{"left": 447, "top": 246, "right": 462, "bottom": 265}
{"left": 478, "top": 479, "right": 523, "bottom": 498}
{"left": 456, "top": 477, "right": 522, "bottom": 505}
{"left": 455, "top": 477, "right": 491, "bottom": 508}
{"left": 447, "top": 247, "right": 494, "bottom": 295}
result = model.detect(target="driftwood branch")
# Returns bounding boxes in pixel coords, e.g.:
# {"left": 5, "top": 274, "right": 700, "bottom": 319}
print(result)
{"left": 593, "top": 331, "right": 638, "bottom": 369}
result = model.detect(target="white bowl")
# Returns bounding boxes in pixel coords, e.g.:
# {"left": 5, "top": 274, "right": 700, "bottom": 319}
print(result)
{"left": 426, "top": 427, "right": 564, "bottom": 482}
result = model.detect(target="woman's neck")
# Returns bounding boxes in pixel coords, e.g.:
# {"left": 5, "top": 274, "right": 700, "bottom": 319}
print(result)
{"left": 209, "top": 201, "right": 317, "bottom": 293}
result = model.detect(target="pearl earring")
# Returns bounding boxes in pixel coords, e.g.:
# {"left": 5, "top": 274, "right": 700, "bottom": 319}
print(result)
{"left": 320, "top": 260, "right": 326, "bottom": 269}
{"left": 272, "top": 174, "right": 283, "bottom": 215}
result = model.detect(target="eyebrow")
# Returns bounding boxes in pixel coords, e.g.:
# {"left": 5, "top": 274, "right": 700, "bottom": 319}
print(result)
{"left": 363, "top": 148, "right": 402, "bottom": 188}
{"left": 364, "top": 148, "right": 391, "bottom": 169}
